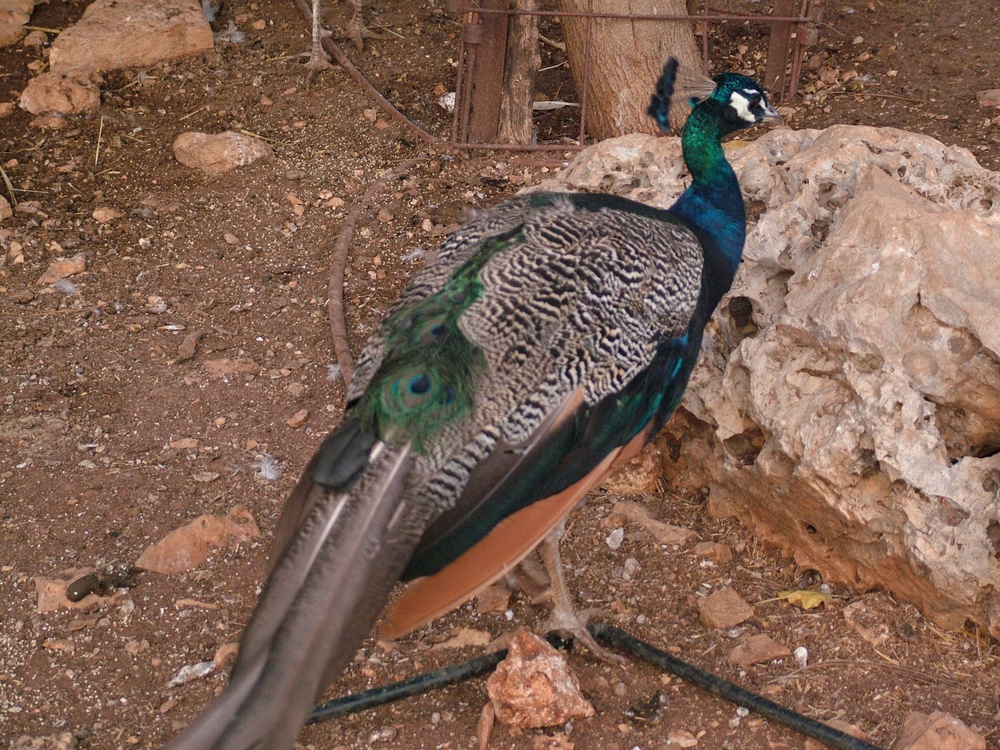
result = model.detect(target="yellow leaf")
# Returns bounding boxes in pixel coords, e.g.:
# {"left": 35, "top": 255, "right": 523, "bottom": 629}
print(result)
{"left": 777, "top": 590, "right": 831, "bottom": 610}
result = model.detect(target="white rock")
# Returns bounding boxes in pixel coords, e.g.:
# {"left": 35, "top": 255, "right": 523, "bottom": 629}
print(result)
{"left": 605, "top": 527, "right": 624, "bottom": 550}
{"left": 532, "top": 126, "right": 1000, "bottom": 638}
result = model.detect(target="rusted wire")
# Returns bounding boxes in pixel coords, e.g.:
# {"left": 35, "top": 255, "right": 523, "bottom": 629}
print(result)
{"left": 327, "top": 158, "right": 427, "bottom": 387}
{"left": 456, "top": 7, "right": 810, "bottom": 22}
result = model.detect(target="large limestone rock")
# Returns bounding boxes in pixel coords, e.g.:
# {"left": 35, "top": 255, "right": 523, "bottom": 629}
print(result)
{"left": 48, "top": 0, "right": 213, "bottom": 74}
{"left": 531, "top": 126, "right": 1000, "bottom": 637}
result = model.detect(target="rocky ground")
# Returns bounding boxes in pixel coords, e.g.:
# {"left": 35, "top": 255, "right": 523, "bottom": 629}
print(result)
{"left": 1, "top": 1, "right": 999, "bottom": 749}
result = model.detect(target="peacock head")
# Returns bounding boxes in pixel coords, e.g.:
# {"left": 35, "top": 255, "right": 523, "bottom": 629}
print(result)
{"left": 708, "top": 72, "right": 783, "bottom": 131}
{"left": 648, "top": 57, "right": 782, "bottom": 135}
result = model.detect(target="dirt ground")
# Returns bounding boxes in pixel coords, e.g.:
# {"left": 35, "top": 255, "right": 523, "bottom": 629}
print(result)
{"left": 2, "top": 1, "right": 999, "bottom": 749}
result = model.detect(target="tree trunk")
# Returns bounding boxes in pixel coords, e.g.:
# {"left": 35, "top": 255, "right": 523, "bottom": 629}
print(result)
{"left": 498, "top": 0, "right": 541, "bottom": 145}
{"left": 556, "top": 0, "right": 701, "bottom": 140}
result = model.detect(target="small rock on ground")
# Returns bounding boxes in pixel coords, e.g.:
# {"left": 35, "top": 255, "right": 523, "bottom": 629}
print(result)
{"left": 11, "top": 733, "right": 76, "bottom": 750}
{"left": 135, "top": 504, "right": 260, "bottom": 574}
{"left": 487, "top": 628, "right": 594, "bottom": 731}
{"left": 893, "top": 710, "right": 986, "bottom": 750}
{"left": 698, "top": 586, "right": 754, "bottom": 629}
{"left": 693, "top": 541, "right": 733, "bottom": 562}
{"left": 727, "top": 633, "right": 791, "bottom": 666}
{"left": 173, "top": 131, "right": 273, "bottom": 174}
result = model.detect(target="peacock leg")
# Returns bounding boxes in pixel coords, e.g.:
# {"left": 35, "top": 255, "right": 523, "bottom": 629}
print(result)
{"left": 304, "top": 0, "right": 335, "bottom": 82}
{"left": 536, "top": 519, "right": 625, "bottom": 664}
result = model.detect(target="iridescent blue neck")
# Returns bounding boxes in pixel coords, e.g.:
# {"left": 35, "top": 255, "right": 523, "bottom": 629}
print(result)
{"left": 668, "top": 103, "right": 747, "bottom": 275}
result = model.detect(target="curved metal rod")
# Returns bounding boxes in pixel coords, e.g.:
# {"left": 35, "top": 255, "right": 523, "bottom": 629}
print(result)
{"left": 291, "top": 0, "right": 447, "bottom": 147}
{"left": 327, "top": 157, "right": 427, "bottom": 387}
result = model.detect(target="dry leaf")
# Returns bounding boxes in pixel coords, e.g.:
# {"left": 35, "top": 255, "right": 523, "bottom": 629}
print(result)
{"left": 778, "top": 590, "right": 831, "bottom": 610}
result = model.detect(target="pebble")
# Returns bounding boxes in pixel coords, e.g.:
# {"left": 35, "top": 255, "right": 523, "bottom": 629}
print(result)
{"left": 431, "top": 627, "right": 491, "bottom": 650}
{"left": 135, "top": 504, "right": 260, "bottom": 574}
{"left": 172, "top": 131, "right": 273, "bottom": 174}
{"left": 606, "top": 527, "right": 624, "bottom": 550}
{"left": 167, "top": 661, "right": 215, "bottom": 687}
{"left": 123, "top": 640, "right": 148, "bottom": 655}
{"left": 368, "top": 727, "right": 396, "bottom": 742}
{"left": 693, "top": 541, "right": 733, "bottom": 562}
{"left": 38, "top": 254, "right": 86, "bottom": 285}
{"left": 727, "top": 634, "right": 791, "bottom": 666}
{"left": 697, "top": 587, "right": 754, "bottom": 629}
{"left": 666, "top": 729, "right": 699, "bottom": 747}
{"left": 11, "top": 733, "right": 76, "bottom": 750}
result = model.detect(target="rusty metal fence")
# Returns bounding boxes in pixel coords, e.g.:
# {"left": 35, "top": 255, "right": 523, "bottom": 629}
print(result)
{"left": 446, "top": 0, "right": 823, "bottom": 150}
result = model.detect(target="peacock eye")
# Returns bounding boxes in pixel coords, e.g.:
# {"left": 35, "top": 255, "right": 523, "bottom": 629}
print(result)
{"left": 748, "top": 93, "right": 762, "bottom": 107}
{"left": 408, "top": 374, "right": 431, "bottom": 394}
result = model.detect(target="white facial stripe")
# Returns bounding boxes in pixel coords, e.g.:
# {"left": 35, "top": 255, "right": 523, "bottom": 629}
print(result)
{"left": 729, "top": 91, "right": 757, "bottom": 123}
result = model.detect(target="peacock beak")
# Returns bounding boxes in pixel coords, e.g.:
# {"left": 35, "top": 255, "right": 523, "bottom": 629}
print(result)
{"left": 760, "top": 101, "right": 783, "bottom": 125}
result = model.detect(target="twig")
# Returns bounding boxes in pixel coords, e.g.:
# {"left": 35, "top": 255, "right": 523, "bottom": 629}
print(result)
{"left": 179, "top": 104, "right": 210, "bottom": 121}
{"left": 0, "top": 161, "right": 16, "bottom": 208}
{"left": 238, "top": 129, "right": 297, "bottom": 147}
{"left": 772, "top": 658, "right": 975, "bottom": 694}
{"left": 372, "top": 24, "right": 405, "bottom": 40}
{"left": 264, "top": 53, "right": 308, "bottom": 62}
{"left": 94, "top": 115, "right": 105, "bottom": 168}
{"left": 24, "top": 25, "right": 62, "bottom": 33}
{"left": 328, "top": 157, "right": 426, "bottom": 388}
{"left": 538, "top": 33, "right": 566, "bottom": 50}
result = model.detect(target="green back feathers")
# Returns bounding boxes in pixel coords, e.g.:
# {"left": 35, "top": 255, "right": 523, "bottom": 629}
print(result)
{"left": 357, "top": 228, "right": 522, "bottom": 451}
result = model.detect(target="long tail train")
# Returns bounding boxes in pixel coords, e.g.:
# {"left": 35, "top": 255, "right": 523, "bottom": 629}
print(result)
{"left": 164, "top": 419, "right": 420, "bottom": 750}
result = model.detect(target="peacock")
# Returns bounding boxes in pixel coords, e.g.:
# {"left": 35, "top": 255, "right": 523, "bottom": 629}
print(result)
{"left": 162, "top": 57, "right": 781, "bottom": 750}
